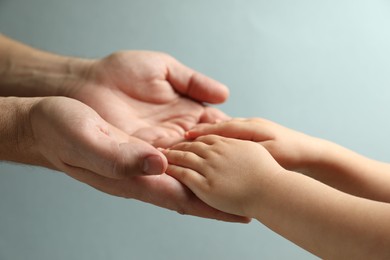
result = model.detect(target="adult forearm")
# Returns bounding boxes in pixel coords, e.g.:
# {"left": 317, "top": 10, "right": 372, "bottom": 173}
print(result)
{"left": 0, "top": 97, "right": 50, "bottom": 167}
{"left": 252, "top": 170, "right": 390, "bottom": 259}
{"left": 0, "top": 34, "right": 91, "bottom": 97}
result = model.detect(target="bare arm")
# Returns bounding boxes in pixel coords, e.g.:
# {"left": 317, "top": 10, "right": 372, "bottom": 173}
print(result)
{"left": 0, "top": 97, "right": 49, "bottom": 166}
{"left": 0, "top": 35, "right": 247, "bottom": 223}
{"left": 187, "top": 119, "right": 390, "bottom": 203}
{"left": 164, "top": 135, "right": 390, "bottom": 259}
{"left": 252, "top": 168, "right": 390, "bottom": 259}
{"left": 0, "top": 34, "right": 89, "bottom": 97}
{"left": 0, "top": 34, "right": 230, "bottom": 147}
{"left": 302, "top": 139, "right": 390, "bottom": 202}
{"left": 0, "top": 96, "right": 247, "bottom": 223}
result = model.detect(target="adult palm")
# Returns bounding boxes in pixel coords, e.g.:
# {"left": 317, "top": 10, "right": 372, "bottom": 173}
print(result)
{"left": 60, "top": 51, "right": 247, "bottom": 222}
{"left": 67, "top": 51, "right": 229, "bottom": 147}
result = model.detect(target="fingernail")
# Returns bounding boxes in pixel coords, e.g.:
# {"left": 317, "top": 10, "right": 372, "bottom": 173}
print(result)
{"left": 142, "top": 155, "right": 164, "bottom": 175}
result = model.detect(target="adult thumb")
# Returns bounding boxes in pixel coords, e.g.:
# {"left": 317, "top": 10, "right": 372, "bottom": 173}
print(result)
{"left": 73, "top": 134, "right": 168, "bottom": 179}
{"left": 113, "top": 137, "right": 168, "bottom": 178}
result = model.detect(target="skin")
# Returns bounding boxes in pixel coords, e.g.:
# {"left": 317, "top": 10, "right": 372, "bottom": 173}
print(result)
{"left": 0, "top": 34, "right": 248, "bottom": 223}
{"left": 62, "top": 50, "right": 231, "bottom": 148}
{"left": 163, "top": 134, "right": 390, "bottom": 259}
{"left": 186, "top": 118, "right": 390, "bottom": 202}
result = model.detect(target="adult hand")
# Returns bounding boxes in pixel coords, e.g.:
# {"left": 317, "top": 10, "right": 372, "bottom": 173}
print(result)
{"left": 1, "top": 36, "right": 230, "bottom": 147}
{"left": 29, "top": 96, "right": 167, "bottom": 178}
{"left": 0, "top": 35, "right": 244, "bottom": 222}
{"left": 63, "top": 51, "right": 230, "bottom": 148}
{"left": 28, "top": 96, "right": 248, "bottom": 223}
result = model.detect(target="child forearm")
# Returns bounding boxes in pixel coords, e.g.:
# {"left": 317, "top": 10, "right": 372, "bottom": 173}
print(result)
{"left": 185, "top": 119, "right": 390, "bottom": 203}
{"left": 302, "top": 139, "right": 390, "bottom": 203}
{"left": 252, "top": 169, "right": 390, "bottom": 259}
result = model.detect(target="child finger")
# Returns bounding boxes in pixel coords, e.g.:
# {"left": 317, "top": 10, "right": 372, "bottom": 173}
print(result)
{"left": 168, "top": 141, "right": 211, "bottom": 159}
{"left": 194, "top": 134, "right": 224, "bottom": 145}
{"left": 165, "top": 164, "right": 206, "bottom": 193}
{"left": 187, "top": 120, "right": 272, "bottom": 142}
{"left": 186, "top": 120, "right": 240, "bottom": 139}
{"left": 163, "top": 149, "right": 204, "bottom": 171}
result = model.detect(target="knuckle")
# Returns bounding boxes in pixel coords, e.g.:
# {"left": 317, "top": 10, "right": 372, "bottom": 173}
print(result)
{"left": 180, "top": 151, "right": 195, "bottom": 163}
{"left": 181, "top": 142, "right": 193, "bottom": 150}
{"left": 112, "top": 157, "right": 130, "bottom": 179}
{"left": 197, "top": 134, "right": 218, "bottom": 142}
{"left": 177, "top": 166, "right": 191, "bottom": 180}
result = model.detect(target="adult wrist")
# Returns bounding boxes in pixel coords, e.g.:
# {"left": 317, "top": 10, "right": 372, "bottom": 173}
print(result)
{"left": 2, "top": 54, "right": 93, "bottom": 97}
{"left": 0, "top": 34, "right": 94, "bottom": 97}
{"left": 0, "top": 97, "right": 51, "bottom": 168}
{"left": 52, "top": 56, "right": 94, "bottom": 97}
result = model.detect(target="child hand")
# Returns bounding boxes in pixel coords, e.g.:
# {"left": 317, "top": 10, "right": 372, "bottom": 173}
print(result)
{"left": 163, "top": 135, "right": 285, "bottom": 217}
{"left": 186, "top": 118, "right": 322, "bottom": 173}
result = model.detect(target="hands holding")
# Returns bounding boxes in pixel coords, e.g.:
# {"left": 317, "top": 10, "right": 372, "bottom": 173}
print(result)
{"left": 69, "top": 46, "right": 390, "bottom": 260}
{"left": 164, "top": 120, "right": 390, "bottom": 259}
{"left": 51, "top": 52, "right": 252, "bottom": 221}
{"left": 64, "top": 51, "right": 230, "bottom": 148}
{"left": 54, "top": 50, "right": 230, "bottom": 176}
{"left": 162, "top": 118, "right": 325, "bottom": 218}
{"left": 0, "top": 35, "right": 249, "bottom": 222}
{"left": 186, "top": 118, "right": 322, "bottom": 173}
{"left": 5, "top": 35, "right": 390, "bottom": 259}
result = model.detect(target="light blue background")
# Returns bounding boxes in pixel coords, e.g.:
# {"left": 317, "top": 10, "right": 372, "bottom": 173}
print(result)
{"left": 1, "top": 1, "right": 390, "bottom": 259}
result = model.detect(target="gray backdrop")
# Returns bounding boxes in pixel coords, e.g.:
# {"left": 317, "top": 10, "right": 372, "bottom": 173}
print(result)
{"left": 1, "top": 0, "right": 390, "bottom": 259}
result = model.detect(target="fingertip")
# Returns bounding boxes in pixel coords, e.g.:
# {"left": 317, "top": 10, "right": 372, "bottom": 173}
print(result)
{"left": 203, "top": 80, "right": 229, "bottom": 104}
{"left": 158, "top": 148, "right": 171, "bottom": 160}
{"left": 157, "top": 147, "right": 167, "bottom": 153}
{"left": 200, "top": 107, "right": 230, "bottom": 124}
{"left": 192, "top": 75, "right": 229, "bottom": 104}
{"left": 242, "top": 217, "right": 252, "bottom": 224}
{"left": 143, "top": 147, "right": 169, "bottom": 175}
{"left": 218, "top": 82, "right": 230, "bottom": 102}
{"left": 184, "top": 131, "right": 195, "bottom": 139}
{"left": 166, "top": 55, "right": 230, "bottom": 104}
{"left": 142, "top": 154, "right": 166, "bottom": 175}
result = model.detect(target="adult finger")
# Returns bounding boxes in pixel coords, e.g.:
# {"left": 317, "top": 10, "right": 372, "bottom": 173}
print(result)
{"left": 166, "top": 57, "right": 229, "bottom": 104}
{"left": 65, "top": 170, "right": 250, "bottom": 223}
{"left": 199, "top": 106, "right": 231, "bottom": 124}
{"left": 70, "top": 133, "right": 168, "bottom": 179}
